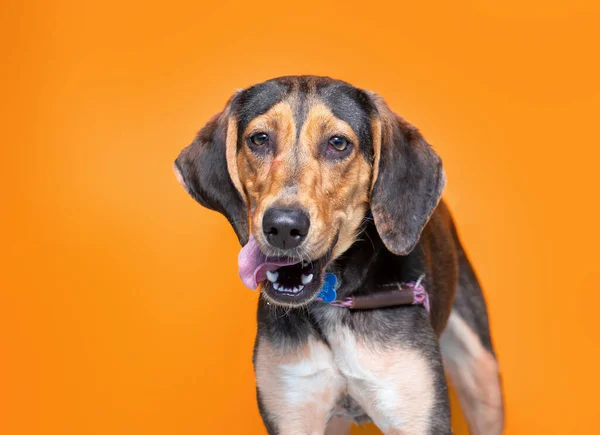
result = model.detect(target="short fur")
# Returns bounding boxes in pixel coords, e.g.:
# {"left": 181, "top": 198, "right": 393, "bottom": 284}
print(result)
{"left": 175, "top": 76, "right": 505, "bottom": 434}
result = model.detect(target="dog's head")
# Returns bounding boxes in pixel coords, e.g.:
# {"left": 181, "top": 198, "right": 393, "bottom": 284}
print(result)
{"left": 175, "top": 76, "right": 445, "bottom": 306}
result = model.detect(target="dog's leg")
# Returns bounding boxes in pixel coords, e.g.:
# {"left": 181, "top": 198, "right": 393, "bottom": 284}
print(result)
{"left": 440, "top": 237, "right": 505, "bottom": 435}
{"left": 437, "top": 212, "right": 505, "bottom": 435}
{"left": 330, "top": 323, "right": 451, "bottom": 435}
{"left": 254, "top": 335, "right": 346, "bottom": 435}
{"left": 440, "top": 310, "right": 504, "bottom": 435}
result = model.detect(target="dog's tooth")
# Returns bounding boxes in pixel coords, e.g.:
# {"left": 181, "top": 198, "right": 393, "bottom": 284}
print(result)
{"left": 302, "top": 261, "right": 309, "bottom": 267}
{"left": 301, "top": 273, "right": 313, "bottom": 285}
{"left": 273, "top": 282, "right": 280, "bottom": 290}
{"left": 298, "top": 285, "right": 304, "bottom": 291}
{"left": 266, "top": 270, "right": 279, "bottom": 283}
{"left": 292, "top": 287, "right": 299, "bottom": 293}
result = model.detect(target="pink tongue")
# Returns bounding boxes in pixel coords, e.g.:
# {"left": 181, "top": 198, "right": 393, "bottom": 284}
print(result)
{"left": 238, "top": 235, "right": 300, "bottom": 290}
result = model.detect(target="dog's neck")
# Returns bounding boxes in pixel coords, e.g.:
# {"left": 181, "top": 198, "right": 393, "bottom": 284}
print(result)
{"left": 328, "top": 212, "right": 427, "bottom": 300}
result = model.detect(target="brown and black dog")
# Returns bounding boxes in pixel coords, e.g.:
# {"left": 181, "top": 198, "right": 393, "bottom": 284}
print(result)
{"left": 174, "top": 76, "right": 504, "bottom": 434}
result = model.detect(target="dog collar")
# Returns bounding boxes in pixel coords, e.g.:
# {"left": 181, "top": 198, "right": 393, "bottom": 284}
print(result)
{"left": 314, "top": 211, "right": 373, "bottom": 304}
{"left": 317, "top": 273, "right": 430, "bottom": 312}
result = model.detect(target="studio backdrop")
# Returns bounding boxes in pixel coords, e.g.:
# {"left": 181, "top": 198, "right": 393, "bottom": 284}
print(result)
{"left": 3, "top": 1, "right": 600, "bottom": 434}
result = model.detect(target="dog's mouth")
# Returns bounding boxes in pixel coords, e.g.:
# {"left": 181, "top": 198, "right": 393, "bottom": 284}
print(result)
{"left": 261, "top": 258, "right": 327, "bottom": 303}
{"left": 238, "top": 235, "right": 330, "bottom": 304}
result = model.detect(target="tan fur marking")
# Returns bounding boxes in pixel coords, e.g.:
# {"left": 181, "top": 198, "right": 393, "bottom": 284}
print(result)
{"left": 225, "top": 116, "right": 246, "bottom": 203}
{"left": 300, "top": 102, "right": 360, "bottom": 149}
{"left": 370, "top": 117, "right": 382, "bottom": 194}
{"left": 440, "top": 311, "right": 504, "bottom": 435}
{"left": 254, "top": 337, "right": 346, "bottom": 434}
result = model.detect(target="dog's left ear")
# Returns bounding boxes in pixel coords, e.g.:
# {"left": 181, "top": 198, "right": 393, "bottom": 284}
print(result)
{"left": 368, "top": 92, "right": 446, "bottom": 256}
{"left": 174, "top": 93, "right": 249, "bottom": 245}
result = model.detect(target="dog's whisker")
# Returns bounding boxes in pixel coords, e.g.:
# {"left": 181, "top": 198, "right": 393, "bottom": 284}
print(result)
{"left": 362, "top": 230, "right": 376, "bottom": 251}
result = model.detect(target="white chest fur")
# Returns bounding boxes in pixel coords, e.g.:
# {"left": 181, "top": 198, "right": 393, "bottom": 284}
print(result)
{"left": 324, "top": 325, "right": 435, "bottom": 433}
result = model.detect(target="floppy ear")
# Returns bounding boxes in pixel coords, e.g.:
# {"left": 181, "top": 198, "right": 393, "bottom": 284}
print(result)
{"left": 369, "top": 93, "right": 446, "bottom": 256}
{"left": 174, "top": 94, "right": 249, "bottom": 245}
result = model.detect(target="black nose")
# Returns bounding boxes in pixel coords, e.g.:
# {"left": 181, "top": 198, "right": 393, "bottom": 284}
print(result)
{"left": 262, "top": 207, "right": 310, "bottom": 250}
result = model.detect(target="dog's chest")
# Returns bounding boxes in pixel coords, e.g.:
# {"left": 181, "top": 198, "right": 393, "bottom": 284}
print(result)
{"left": 313, "top": 305, "right": 384, "bottom": 381}
{"left": 322, "top": 327, "right": 375, "bottom": 422}
{"left": 302, "top": 305, "right": 430, "bottom": 428}
{"left": 255, "top": 305, "right": 435, "bottom": 431}
{"left": 284, "top": 309, "right": 395, "bottom": 423}
{"left": 272, "top": 325, "right": 373, "bottom": 423}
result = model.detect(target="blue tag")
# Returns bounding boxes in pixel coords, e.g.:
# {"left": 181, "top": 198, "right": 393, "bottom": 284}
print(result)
{"left": 317, "top": 273, "right": 338, "bottom": 303}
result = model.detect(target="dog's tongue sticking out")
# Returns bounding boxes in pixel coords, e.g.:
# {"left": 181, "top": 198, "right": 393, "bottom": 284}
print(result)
{"left": 238, "top": 235, "right": 300, "bottom": 290}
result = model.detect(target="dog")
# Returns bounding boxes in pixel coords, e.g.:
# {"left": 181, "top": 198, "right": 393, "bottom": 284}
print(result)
{"left": 174, "top": 76, "right": 505, "bottom": 434}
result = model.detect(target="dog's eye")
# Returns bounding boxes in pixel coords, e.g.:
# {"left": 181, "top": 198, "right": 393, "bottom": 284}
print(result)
{"left": 328, "top": 136, "right": 349, "bottom": 152}
{"left": 250, "top": 132, "right": 269, "bottom": 146}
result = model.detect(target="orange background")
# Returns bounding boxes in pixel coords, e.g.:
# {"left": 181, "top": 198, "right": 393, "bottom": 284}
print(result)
{"left": 2, "top": 1, "right": 600, "bottom": 434}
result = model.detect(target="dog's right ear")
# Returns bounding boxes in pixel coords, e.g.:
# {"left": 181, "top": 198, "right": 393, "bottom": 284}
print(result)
{"left": 174, "top": 93, "right": 249, "bottom": 245}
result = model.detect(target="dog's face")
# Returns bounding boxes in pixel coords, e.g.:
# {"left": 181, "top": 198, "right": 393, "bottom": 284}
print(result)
{"left": 175, "top": 76, "right": 445, "bottom": 306}
{"left": 236, "top": 85, "right": 375, "bottom": 265}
